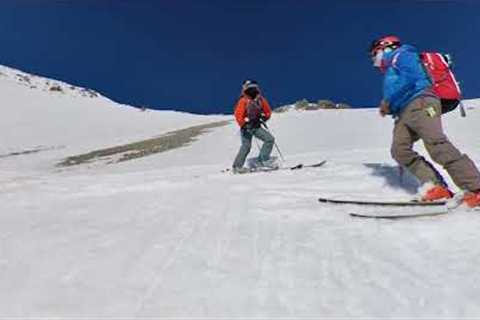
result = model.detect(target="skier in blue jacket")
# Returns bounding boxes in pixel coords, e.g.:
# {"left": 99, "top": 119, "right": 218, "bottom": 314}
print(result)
{"left": 370, "top": 35, "right": 480, "bottom": 206}
{"left": 380, "top": 43, "right": 433, "bottom": 116}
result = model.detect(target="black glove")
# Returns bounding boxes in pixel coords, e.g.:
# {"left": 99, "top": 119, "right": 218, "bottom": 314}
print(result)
{"left": 378, "top": 100, "right": 390, "bottom": 117}
{"left": 242, "top": 119, "right": 252, "bottom": 130}
{"left": 260, "top": 114, "right": 268, "bottom": 122}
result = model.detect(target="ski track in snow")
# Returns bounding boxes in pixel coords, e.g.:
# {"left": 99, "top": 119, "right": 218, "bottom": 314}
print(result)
{"left": 2, "top": 69, "right": 480, "bottom": 317}
{"left": 3, "top": 152, "right": 480, "bottom": 317}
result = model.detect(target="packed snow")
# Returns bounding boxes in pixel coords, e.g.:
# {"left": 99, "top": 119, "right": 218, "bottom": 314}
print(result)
{"left": 1, "top": 65, "right": 480, "bottom": 318}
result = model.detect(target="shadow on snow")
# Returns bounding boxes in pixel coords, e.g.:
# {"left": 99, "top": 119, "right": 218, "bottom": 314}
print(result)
{"left": 364, "top": 162, "right": 420, "bottom": 195}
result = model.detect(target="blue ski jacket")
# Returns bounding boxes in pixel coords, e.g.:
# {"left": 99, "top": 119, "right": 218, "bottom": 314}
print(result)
{"left": 382, "top": 44, "right": 433, "bottom": 115}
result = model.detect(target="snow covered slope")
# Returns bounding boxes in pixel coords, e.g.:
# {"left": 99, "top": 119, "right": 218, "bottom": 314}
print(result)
{"left": 1, "top": 65, "right": 480, "bottom": 318}
{"left": 0, "top": 65, "right": 228, "bottom": 173}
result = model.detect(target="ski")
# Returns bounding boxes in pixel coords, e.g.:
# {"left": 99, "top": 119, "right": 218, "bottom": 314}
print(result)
{"left": 349, "top": 211, "right": 449, "bottom": 219}
{"left": 236, "top": 166, "right": 280, "bottom": 174}
{"left": 224, "top": 160, "right": 327, "bottom": 174}
{"left": 318, "top": 197, "right": 446, "bottom": 207}
{"left": 289, "top": 160, "right": 327, "bottom": 170}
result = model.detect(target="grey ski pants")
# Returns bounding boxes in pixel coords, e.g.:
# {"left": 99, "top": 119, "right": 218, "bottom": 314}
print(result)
{"left": 391, "top": 96, "right": 480, "bottom": 191}
{"left": 233, "top": 126, "right": 275, "bottom": 169}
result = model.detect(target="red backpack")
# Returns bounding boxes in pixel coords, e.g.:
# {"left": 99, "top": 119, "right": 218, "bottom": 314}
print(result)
{"left": 420, "top": 52, "right": 462, "bottom": 114}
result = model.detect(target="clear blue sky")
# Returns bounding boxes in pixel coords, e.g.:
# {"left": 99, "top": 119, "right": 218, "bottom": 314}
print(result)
{"left": 1, "top": 0, "right": 479, "bottom": 114}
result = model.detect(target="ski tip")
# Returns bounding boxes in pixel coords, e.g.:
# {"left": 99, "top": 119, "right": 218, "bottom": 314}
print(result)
{"left": 313, "top": 160, "right": 327, "bottom": 167}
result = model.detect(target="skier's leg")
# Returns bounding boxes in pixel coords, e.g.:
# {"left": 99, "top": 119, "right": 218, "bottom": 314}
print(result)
{"left": 252, "top": 127, "right": 275, "bottom": 162}
{"left": 391, "top": 99, "right": 446, "bottom": 186}
{"left": 410, "top": 97, "right": 480, "bottom": 191}
{"left": 232, "top": 129, "right": 253, "bottom": 169}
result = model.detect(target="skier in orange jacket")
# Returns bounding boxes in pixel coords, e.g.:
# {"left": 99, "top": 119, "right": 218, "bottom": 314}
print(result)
{"left": 232, "top": 80, "right": 276, "bottom": 173}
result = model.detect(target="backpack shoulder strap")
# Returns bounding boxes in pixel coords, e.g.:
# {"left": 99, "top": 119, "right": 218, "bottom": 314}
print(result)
{"left": 392, "top": 51, "right": 401, "bottom": 67}
{"left": 392, "top": 50, "right": 421, "bottom": 69}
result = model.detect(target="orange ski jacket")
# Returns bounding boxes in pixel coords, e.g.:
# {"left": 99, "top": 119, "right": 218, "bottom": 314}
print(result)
{"left": 234, "top": 95, "right": 272, "bottom": 128}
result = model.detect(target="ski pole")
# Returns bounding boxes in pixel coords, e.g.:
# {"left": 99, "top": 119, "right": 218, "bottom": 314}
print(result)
{"left": 261, "top": 122, "right": 285, "bottom": 162}
{"left": 254, "top": 137, "right": 261, "bottom": 153}
{"left": 459, "top": 101, "right": 467, "bottom": 118}
{"left": 399, "top": 166, "right": 404, "bottom": 185}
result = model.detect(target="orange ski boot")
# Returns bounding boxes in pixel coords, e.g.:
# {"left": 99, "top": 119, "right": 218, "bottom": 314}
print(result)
{"left": 421, "top": 185, "right": 454, "bottom": 202}
{"left": 463, "top": 191, "right": 480, "bottom": 208}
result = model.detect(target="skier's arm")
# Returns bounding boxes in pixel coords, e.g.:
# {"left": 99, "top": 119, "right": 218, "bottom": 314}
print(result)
{"left": 260, "top": 97, "right": 272, "bottom": 120}
{"left": 234, "top": 98, "right": 248, "bottom": 128}
{"left": 383, "top": 51, "right": 423, "bottom": 105}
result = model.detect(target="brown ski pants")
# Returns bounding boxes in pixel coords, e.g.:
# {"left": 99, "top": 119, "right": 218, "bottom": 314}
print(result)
{"left": 391, "top": 96, "right": 480, "bottom": 191}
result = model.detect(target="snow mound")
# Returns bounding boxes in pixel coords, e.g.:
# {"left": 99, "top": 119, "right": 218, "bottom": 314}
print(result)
{"left": 0, "top": 64, "right": 229, "bottom": 172}
{"left": 0, "top": 65, "right": 105, "bottom": 100}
